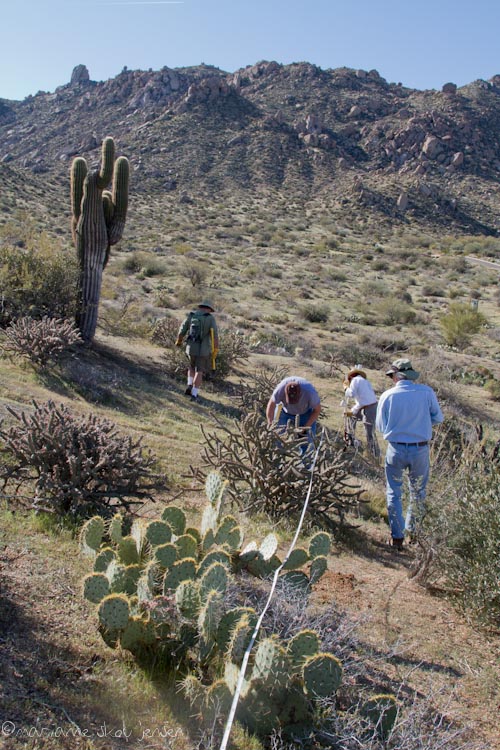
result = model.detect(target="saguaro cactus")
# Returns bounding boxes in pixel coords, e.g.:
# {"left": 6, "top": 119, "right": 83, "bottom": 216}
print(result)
{"left": 70, "top": 136, "right": 129, "bottom": 342}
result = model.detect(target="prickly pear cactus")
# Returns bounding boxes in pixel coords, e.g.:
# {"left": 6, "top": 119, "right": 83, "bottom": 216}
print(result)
{"left": 163, "top": 558, "right": 197, "bottom": 592}
{"left": 80, "top": 516, "right": 105, "bottom": 557}
{"left": 154, "top": 542, "right": 177, "bottom": 569}
{"left": 227, "top": 613, "right": 255, "bottom": 665}
{"left": 161, "top": 506, "right": 186, "bottom": 536}
{"left": 175, "top": 579, "right": 200, "bottom": 620}
{"left": 309, "top": 555, "right": 328, "bottom": 584}
{"left": 283, "top": 546, "right": 309, "bottom": 570}
{"left": 145, "top": 520, "right": 172, "bottom": 547}
{"left": 70, "top": 136, "right": 129, "bottom": 342}
{"left": 98, "top": 593, "right": 130, "bottom": 630}
{"left": 302, "top": 652, "right": 343, "bottom": 698}
{"left": 94, "top": 547, "right": 116, "bottom": 572}
{"left": 259, "top": 533, "right": 279, "bottom": 561}
{"left": 108, "top": 513, "right": 123, "bottom": 544}
{"left": 80, "top": 467, "right": 337, "bottom": 741}
{"left": 308, "top": 531, "right": 331, "bottom": 559}
{"left": 362, "top": 693, "right": 399, "bottom": 739}
{"left": 287, "top": 629, "right": 321, "bottom": 671}
{"left": 83, "top": 572, "right": 110, "bottom": 604}
{"left": 205, "top": 470, "right": 227, "bottom": 507}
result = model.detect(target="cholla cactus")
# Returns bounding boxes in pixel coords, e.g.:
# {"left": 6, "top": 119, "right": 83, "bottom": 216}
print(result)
{"left": 0, "top": 400, "right": 157, "bottom": 517}
{"left": 197, "top": 413, "right": 365, "bottom": 530}
{"left": 70, "top": 136, "right": 129, "bottom": 342}
{"left": 0, "top": 316, "right": 82, "bottom": 366}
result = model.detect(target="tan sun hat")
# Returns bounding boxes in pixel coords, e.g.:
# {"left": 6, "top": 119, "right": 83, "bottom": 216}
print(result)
{"left": 347, "top": 366, "right": 367, "bottom": 380}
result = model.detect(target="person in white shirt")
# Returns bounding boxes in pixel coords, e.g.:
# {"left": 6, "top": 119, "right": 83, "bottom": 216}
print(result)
{"left": 343, "top": 366, "right": 380, "bottom": 458}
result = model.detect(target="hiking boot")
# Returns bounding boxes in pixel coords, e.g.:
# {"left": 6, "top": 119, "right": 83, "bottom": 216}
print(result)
{"left": 190, "top": 394, "right": 199, "bottom": 403}
{"left": 391, "top": 536, "right": 404, "bottom": 550}
{"left": 184, "top": 385, "right": 193, "bottom": 396}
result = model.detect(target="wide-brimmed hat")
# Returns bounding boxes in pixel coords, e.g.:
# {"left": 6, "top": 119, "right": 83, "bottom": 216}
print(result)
{"left": 347, "top": 366, "right": 367, "bottom": 380}
{"left": 198, "top": 301, "right": 215, "bottom": 312}
{"left": 385, "top": 358, "right": 419, "bottom": 380}
{"left": 285, "top": 381, "right": 302, "bottom": 404}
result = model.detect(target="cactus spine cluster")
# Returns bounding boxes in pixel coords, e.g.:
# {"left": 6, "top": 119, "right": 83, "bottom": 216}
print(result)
{"left": 70, "top": 136, "right": 129, "bottom": 342}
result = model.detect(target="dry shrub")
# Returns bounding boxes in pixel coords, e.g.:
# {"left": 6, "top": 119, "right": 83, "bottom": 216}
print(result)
{"left": 0, "top": 400, "right": 159, "bottom": 517}
{"left": 0, "top": 316, "right": 82, "bottom": 365}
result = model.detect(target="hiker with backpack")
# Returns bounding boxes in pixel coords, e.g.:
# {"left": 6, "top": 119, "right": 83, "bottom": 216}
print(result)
{"left": 175, "top": 301, "right": 219, "bottom": 402}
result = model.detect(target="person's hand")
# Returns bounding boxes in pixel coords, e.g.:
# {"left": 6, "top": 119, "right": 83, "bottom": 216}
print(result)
{"left": 342, "top": 379, "right": 349, "bottom": 389}
{"left": 175, "top": 336, "right": 183, "bottom": 347}
{"left": 344, "top": 410, "right": 353, "bottom": 417}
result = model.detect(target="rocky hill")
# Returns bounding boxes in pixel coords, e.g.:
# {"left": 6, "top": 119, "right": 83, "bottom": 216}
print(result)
{"left": 1, "top": 61, "right": 499, "bottom": 234}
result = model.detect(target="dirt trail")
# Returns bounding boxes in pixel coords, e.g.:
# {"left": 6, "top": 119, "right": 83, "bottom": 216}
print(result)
{"left": 314, "top": 523, "right": 500, "bottom": 748}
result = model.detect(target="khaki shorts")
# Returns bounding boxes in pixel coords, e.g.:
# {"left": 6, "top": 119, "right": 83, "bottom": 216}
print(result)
{"left": 188, "top": 354, "right": 211, "bottom": 373}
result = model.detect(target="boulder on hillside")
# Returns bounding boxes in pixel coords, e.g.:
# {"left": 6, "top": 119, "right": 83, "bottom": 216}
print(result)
{"left": 71, "top": 64, "right": 90, "bottom": 85}
{"left": 397, "top": 191, "right": 408, "bottom": 211}
{"left": 442, "top": 82, "right": 457, "bottom": 95}
{"left": 422, "top": 135, "right": 443, "bottom": 159}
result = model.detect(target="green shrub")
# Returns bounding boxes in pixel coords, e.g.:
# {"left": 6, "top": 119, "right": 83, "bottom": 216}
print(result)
{"left": 121, "top": 252, "right": 143, "bottom": 273}
{"left": 439, "top": 303, "right": 486, "bottom": 347}
{"left": 485, "top": 379, "right": 500, "bottom": 401}
{"left": 431, "top": 462, "right": 500, "bottom": 626}
{"left": 413, "top": 427, "right": 500, "bottom": 628}
{"left": 421, "top": 283, "right": 446, "bottom": 297}
{"left": 375, "top": 299, "right": 416, "bottom": 326}
{"left": 301, "top": 304, "right": 329, "bottom": 324}
{"left": 0, "top": 242, "right": 78, "bottom": 325}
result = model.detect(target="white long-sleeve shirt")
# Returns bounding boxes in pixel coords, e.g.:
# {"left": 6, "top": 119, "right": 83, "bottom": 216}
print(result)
{"left": 345, "top": 375, "right": 377, "bottom": 415}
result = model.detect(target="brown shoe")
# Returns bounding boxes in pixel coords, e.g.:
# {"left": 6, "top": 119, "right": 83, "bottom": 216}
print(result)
{"left": 391, "top": 536, "right": 404, "bottom": 550}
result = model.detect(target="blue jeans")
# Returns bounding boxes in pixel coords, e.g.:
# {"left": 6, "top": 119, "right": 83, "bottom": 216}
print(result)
{"left": 385, "top": 442, "right": 430, "bottom": 539}
{"left": 277, "top": 408, "right": 317, "bottom": 456}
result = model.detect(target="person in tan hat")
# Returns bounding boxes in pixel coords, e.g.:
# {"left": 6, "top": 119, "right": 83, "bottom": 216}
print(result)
{"left": 376, "top": 359, "right": 443, "bottom": 549}
{"left": 343, "top": 365, "right": 379, "bottom": 458}
{"left": 175, "top": 302, "right": 219, "bottom": 402}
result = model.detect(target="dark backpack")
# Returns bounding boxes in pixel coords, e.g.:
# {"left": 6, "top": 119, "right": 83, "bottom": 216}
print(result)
{"left": 187, "top": 312, "right": 206, "bottom": 343}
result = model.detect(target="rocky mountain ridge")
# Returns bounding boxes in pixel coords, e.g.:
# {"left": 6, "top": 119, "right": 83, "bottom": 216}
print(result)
{"left": 1, "top": 61, "right": 499, "bottom": 234}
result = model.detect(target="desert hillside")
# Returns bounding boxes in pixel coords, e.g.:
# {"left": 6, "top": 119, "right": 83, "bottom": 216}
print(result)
{"left": 0, "top": 59, "right": 499, "bottom": 750}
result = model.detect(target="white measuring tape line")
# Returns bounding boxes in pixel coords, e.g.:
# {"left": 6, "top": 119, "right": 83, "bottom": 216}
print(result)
{"left": 219, "top": 427, "right": 325, "bottom": 750}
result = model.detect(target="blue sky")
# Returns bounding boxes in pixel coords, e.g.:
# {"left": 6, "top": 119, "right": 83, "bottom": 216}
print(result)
{"left": 1, "top": 0, "right": 499, "bottom": 100}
